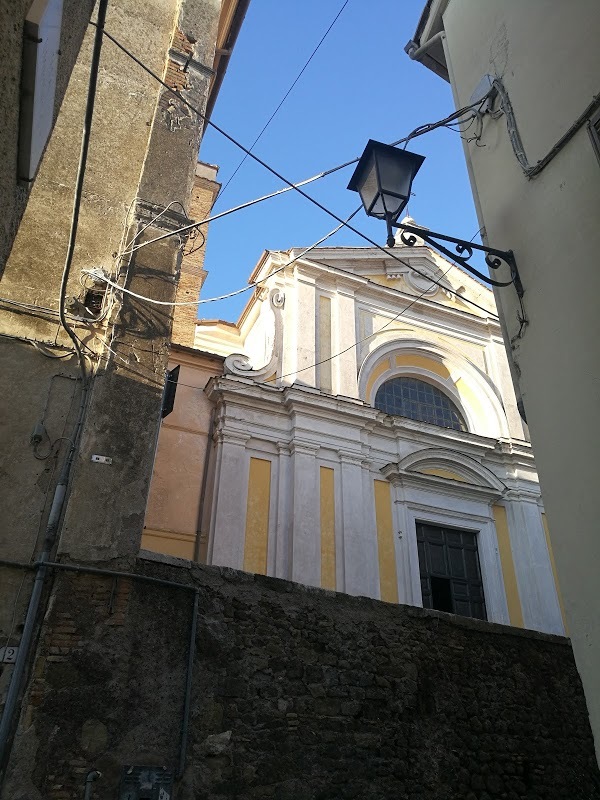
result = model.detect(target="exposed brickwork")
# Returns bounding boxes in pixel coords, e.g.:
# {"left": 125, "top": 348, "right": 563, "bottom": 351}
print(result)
{"left": 160, "top": 29, "right": 194, "bottom": 109}
{"left": 3, "top": 562, "right": 599, "bottom": 800}
{"left": 172, "top": 169, "right": 220, "bottom": 347}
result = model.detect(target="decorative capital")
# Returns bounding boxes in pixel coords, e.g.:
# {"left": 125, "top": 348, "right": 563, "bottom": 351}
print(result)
{"left": 338, "top": 450, "right": 364, "bottom": 466}
{"left": 290, "top": 441, "right": 320, "bottom": 457}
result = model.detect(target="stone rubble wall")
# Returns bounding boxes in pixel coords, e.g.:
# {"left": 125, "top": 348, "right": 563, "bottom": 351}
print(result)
{"left": 3, "top": 555, "right": 599, "bottom": 800}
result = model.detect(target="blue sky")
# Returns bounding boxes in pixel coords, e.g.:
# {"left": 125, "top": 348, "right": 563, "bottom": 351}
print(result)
{"left": 197, "top": 0, "right": 480, "bottom": 321}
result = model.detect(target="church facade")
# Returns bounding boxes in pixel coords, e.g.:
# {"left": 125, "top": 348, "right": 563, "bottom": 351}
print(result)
{"left": 144, "top": 226, "right": 565, "bottom": 636}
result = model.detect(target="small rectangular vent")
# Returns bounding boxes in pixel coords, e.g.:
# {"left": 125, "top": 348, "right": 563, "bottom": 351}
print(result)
{"left": 118, "top": 766, "right": 174, "bottom": 800}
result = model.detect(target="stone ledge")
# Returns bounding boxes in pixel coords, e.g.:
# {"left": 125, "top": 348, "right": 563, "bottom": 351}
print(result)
{"left": 136, "top": 551, "right": 570, "bottom": 646}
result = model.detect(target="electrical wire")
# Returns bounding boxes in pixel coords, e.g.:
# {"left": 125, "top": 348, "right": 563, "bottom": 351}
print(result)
{"left": 88, "top": 210, "right": 499, "bottom": 320}
{"left": 216, "top": 0, "right": 350, "bottom": 201}
{"left": 59, "top": 4, "right": 110, "bottom": 387}
{"left": 86, "top": 209, "right": 360, "bottom": 307}
{"left": 83, "top": 254, "right": 496, "bottom": 396}
{"left": 492, "top": 78, "right": 600, "bottom": 179}
{"left": 119, "top": 101, "right": 487, "bottom": 258}
{"left": 88, "top": 34, "right": 505, "bottom": 312}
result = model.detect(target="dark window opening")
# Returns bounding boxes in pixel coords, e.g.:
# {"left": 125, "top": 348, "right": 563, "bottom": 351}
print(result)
{"left": 417, "top": 521, "right": 486, "bottom": 620}
{"left": 430, "top": 576, "right": 453, "bottom": 613}
{"left": 84, "top": 288, "right": 106, "bottom": 317}
{"left": 374, "top": 376, "right": 467, "bottom": 431}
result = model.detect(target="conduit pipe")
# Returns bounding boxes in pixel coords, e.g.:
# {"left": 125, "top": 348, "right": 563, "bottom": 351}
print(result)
{"left": 0, "top": 0, "right": 108, "bottom": 777}
{"left": 178, "top": 589, "right": 199, "bottom": 778}
{"left": 194, "top": 407, "right": 216, "bottom": 563}
{"left": 83, "top": 769, "right": 101, "bottom": 799}
{"left": 404, "top": 30, "right": 445, "bottom": 61}
{"left": 0, "top": 557, "right": 200, "bottom": 780}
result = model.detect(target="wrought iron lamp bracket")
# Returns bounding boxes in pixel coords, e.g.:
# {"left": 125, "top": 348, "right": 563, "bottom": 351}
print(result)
{"left": 389, "top": 219, "right": 524, "bottom": 298}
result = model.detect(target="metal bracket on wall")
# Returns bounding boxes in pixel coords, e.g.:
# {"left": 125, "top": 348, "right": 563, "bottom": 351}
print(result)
{"left": 391, "top": 221, "right": 524, "bottom": 298}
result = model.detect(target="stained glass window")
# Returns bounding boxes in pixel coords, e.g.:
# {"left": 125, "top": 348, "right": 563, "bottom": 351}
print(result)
{"left": 374, "top": 377, "right": 466, "bottom": 431}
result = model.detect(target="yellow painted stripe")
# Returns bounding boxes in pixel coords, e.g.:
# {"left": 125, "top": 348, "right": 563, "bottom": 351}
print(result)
{"left": 365, "top": 357, "right": 392, "bottom": 400}
{"left": 492, "top": 504, "right": 524, "bottom": 628}
{"left": 374, "top": 480, "right": 398, "bottom": 603}
{"left": 419, "top": 468, "right": 467, "bottom": 482}
{"left": 318, "top": 295, "right": 332, "bottom": 393}
{"left": 243, "top": 458, "right": 271, "bottom": 574}
{"left": 541, "top": 512, "right": 568, "bottom": 633}
{"left": 395, "top": 353, "right": 451, "bottom": 379}
{"left": 320, "top": 467, "right": 336, "bottom": 590}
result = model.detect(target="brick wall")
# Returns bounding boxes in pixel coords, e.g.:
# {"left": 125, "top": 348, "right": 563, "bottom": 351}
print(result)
{"left": 3, "top": 558, "right": 599, "bottom": 799}
{"left": 172, "top": 164, "right": 220, "bottom": 347}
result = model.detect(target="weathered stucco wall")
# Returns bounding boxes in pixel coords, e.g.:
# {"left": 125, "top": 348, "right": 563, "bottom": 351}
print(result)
{"left": 143, "top": 347, "right": 224, "bottom": 559}
{"left": 0, "top": 0, "right": 94, "bottom": 277}
{"left": 3, "top": 554, "right": 599, "bottom": 799}
{"left": 435, "top": 0, "right": 600, "bottom": 758}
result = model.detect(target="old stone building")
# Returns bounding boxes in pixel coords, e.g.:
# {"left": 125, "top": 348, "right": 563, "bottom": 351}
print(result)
{"left": 145, "top": 223, "right": 565, "bottom": 637}
{"left": 0, "top": 0, "right": 249, "bottom": 794}
{"left": 1, "top": 1, "right": 599, "bottom": 797}
{"left": 405, "top": 0, "right": 600, "bottom": 759}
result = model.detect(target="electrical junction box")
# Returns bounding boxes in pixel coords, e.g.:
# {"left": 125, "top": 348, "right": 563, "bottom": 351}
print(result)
{"left": 91, "top": 454, "right": 113, "bottom": 465}
{"left": 118, "top": 766, "right": 174, "bottom": 800}
{"left": 469, "top": 73, "right": 498, "bottom": 110}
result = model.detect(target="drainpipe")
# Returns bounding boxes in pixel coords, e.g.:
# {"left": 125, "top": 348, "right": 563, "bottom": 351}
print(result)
{"left": 83, "top": 770, "right": 101, "bottom": 800}
{"left": 404, "top": 30, "right": 445, "bottom": 61}
{"left": 193, "top": 407, "right": 215, "bottom": 563}
{"left": 178, "top": 589, "right": 199, "bottom": 779}
{"left": 0, "top": 447, "right": 75, "bottom": 770}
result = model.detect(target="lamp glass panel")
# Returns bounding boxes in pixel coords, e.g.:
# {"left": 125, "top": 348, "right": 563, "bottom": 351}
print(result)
{"left": 375, "top": 149, "right": 414, "bottom": 210}
{"left": 355, "top": 152, "right": 382, "bottom": 216}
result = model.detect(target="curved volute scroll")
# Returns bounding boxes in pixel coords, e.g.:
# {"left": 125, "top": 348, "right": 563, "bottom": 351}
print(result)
{"left": 224, "top": 288, "right": 285, "bottom": 382}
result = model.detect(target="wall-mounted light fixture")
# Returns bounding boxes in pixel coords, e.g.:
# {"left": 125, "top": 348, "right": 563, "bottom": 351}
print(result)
{"left": 347, "top": 139, "right": 523, "bottom": 297}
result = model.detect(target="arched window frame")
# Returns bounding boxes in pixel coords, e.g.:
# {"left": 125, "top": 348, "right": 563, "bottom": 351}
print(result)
{"left": 357, "top": 339, "right": 511, "bottom": 440}
{"left": 374, "top": 375, "right": 468, "bottom": 432}
{"left": 369, "top": 362, "right": 473, "bottom": 434}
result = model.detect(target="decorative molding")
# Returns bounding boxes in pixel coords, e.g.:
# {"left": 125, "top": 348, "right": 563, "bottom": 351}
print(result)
{"left": 290, "top": 441, "right": 320, "bottom": 457}
{"left": 397, "top": 448, "right": 507, "bottom": 492}
{"left": 338, "top": 450, "right": 364, "bottom": 467}
{"left": 224, "top": 289, "right": 285, "bottom": 381}
{"left": 134, "top": 198, "right": 191, "bottom": 233}
{"left": 213, "top": 429, "right": 251, "bottom": 447}
{"left": 380, "top": 451, "right": 505, "bottom": 503}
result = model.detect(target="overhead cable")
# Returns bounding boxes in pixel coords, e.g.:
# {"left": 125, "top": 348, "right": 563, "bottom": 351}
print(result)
{"left": 94, "top": 31, "right": 501, "bottom": 313}
{"left": 86, "top": 209, "right": 360, "bottom": 306}
{"left": 85, "top": 262, "right": 460, "bottom": 393}
{"left": 120, "top": 102, "right": 483, "bottom": 257}
{"left": 90, "top": 29, "right": 498, "bottom": 314}
{"left": 217, "top": 0, "right": 350, "bottom": 201}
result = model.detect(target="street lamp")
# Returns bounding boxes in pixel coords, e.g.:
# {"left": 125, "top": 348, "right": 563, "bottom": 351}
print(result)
{"left": 347, "top": 139, "right": 523, "bottom": 297}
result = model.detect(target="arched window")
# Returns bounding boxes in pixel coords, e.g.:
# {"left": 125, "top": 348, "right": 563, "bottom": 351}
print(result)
{"left": 374, "top": 377, "right": 467, "bottom": 431}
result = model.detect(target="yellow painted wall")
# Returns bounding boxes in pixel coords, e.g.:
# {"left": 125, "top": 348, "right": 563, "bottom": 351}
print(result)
{"left": 320, "top": 467, "right": 336, "bottom": 590}
{"left": 419, "top": 468, "right": 467, "bottom": 482}
{"left": 492, "top": 504, "right": 524, "bottom": 628}
{"left": 243, "top": 457, "right": 271, "bottom": 574}
{"left": 142, "top": 350, "right": 223, "bottom": 560}
{"left": 365, "top": 357, "right": 392, "bottom": 399}
{"left": 542, "top": 513, "right": 568, "bottom": 633}
{"left": 395, "top": 354, "right": 451, "bottom": 380}
{"left": 455, "top": 376, "right": 484, "bottom": 424}
{"left": 318, "top": 295, "right": 333, "bottom": 393}
{"left": 374, "top": 480, "right": 398, "bottom": 603}
{"left": 366, "top": 353, "right": 452, "bottom": 402}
